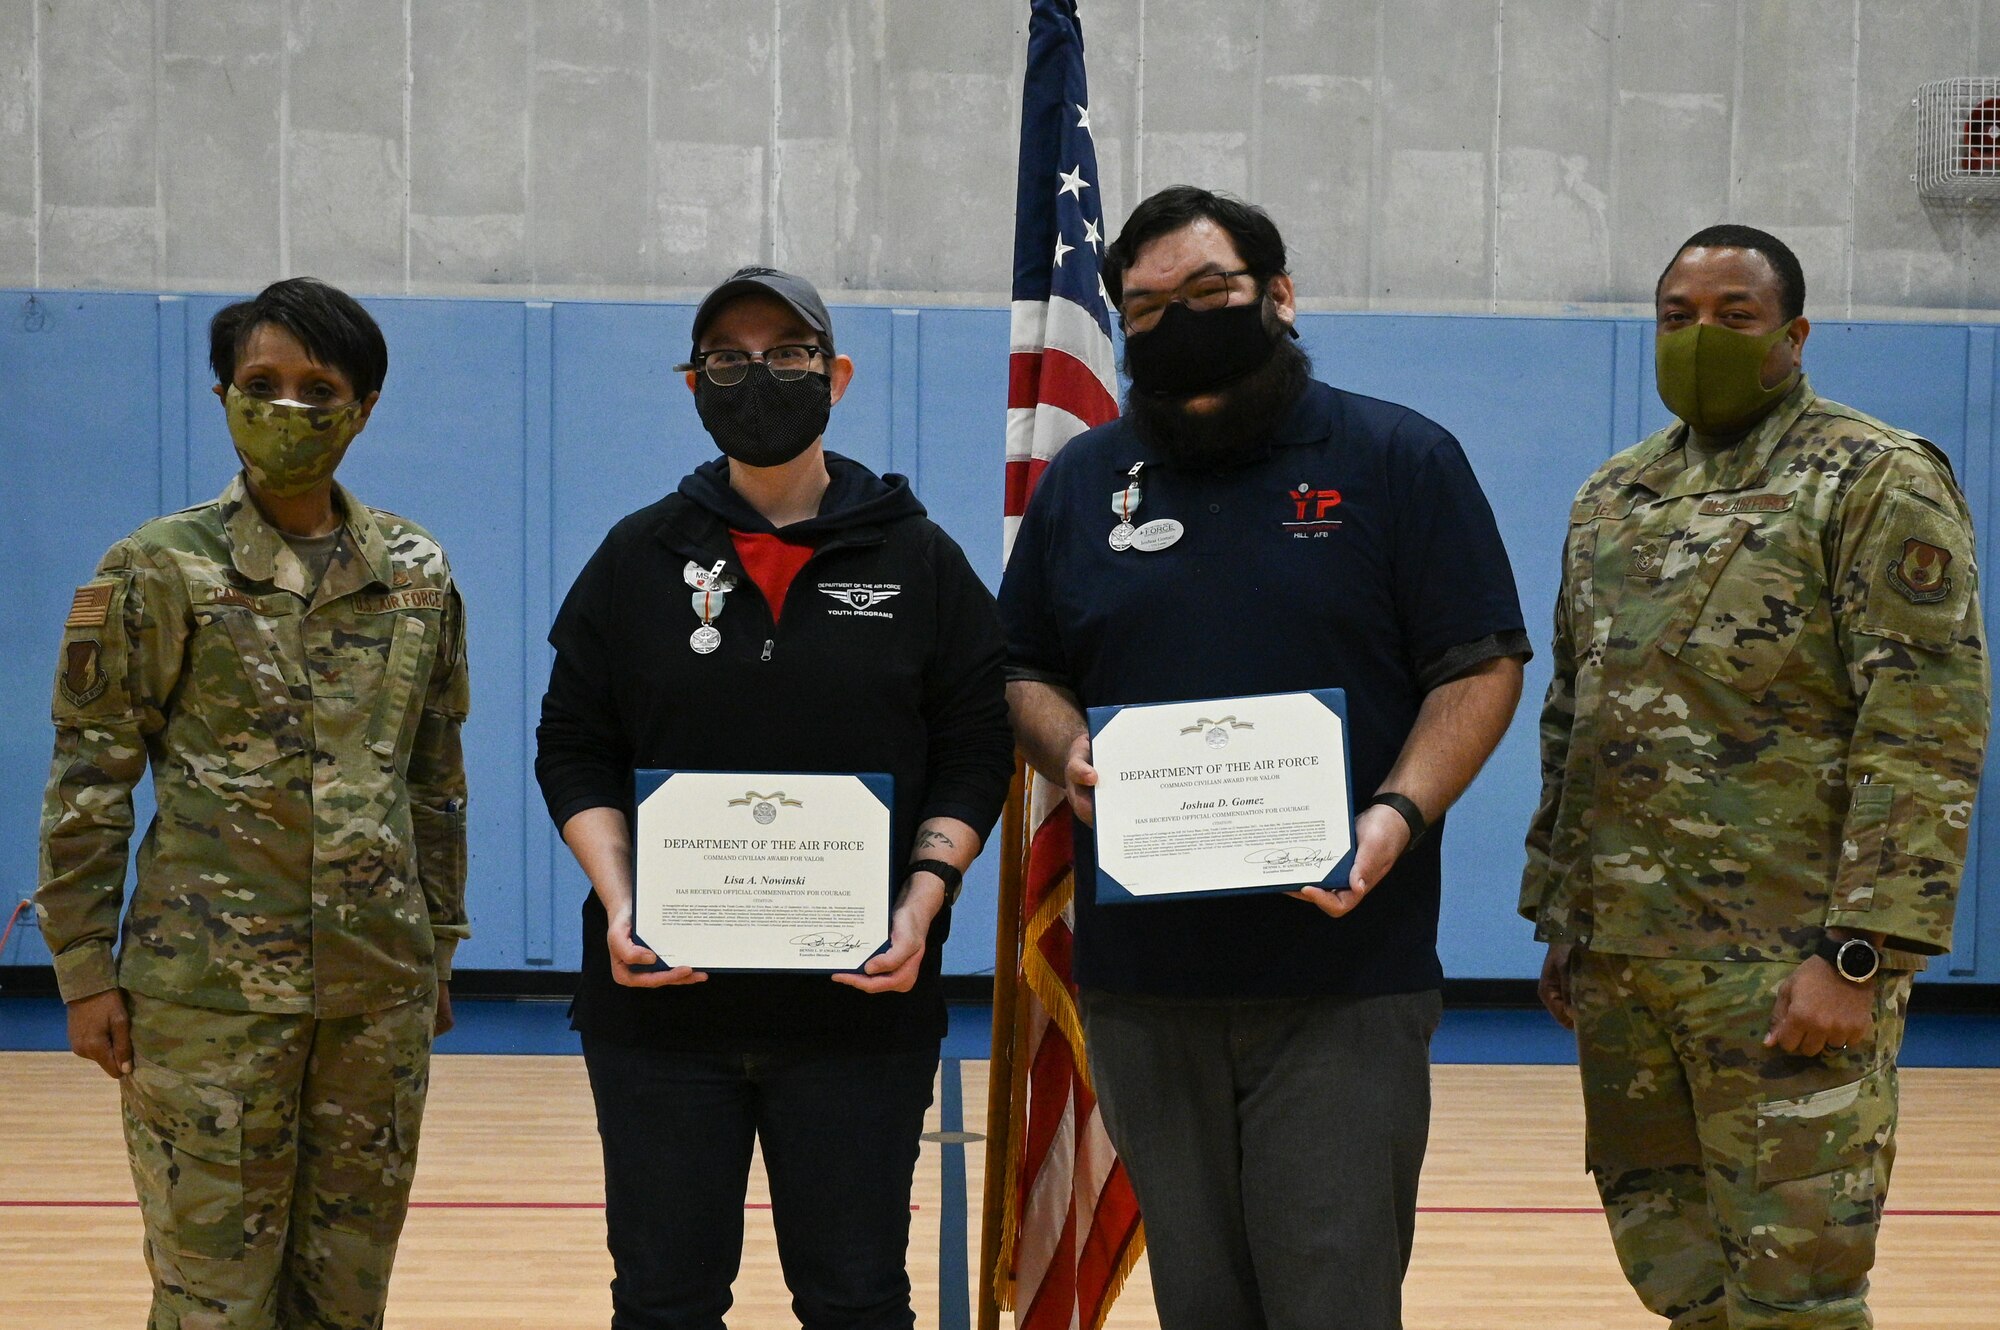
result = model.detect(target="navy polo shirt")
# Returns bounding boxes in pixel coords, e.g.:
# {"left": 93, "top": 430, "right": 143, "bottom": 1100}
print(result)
{"left": 999, "top": 378, "right": 1528, "bottom": 998}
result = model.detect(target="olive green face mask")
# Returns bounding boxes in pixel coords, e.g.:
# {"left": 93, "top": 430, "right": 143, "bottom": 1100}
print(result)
{"left": 1653, "top": 321, "right": 1799, "bottom": 436}
{"left": 224, "top": 385, "right": 366, "bottom": 498}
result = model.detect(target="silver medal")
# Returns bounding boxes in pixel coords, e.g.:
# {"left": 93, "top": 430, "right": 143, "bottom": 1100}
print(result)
{"left": 1109, "top": 480, "right": 1143, "bottom": 551}
{"left": 689, "top": 588, "right": 727, "bottom": 654}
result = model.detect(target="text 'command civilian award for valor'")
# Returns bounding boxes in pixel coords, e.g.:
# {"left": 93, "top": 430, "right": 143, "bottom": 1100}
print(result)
{"left": 1086, "top": 690, "right": 1354, "bottom": 902}
{"left": 632, "top": 770, "right": 894, "bottom": 970}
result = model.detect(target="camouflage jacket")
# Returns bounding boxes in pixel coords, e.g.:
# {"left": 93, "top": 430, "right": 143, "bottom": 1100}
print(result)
{"left": 1521, "top": 380, "right": 1988, "bottom": 966}
{"left": 37, "top": 475, "right": 470, "bottom": 1016}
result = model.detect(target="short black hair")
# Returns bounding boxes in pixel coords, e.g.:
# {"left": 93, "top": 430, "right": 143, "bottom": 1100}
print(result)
{"left": 1655, "top": 225, "right": 1805, "bottom": 321}
{"left": 1103, "top": 186, "right": 1288, "bottom": 311}
{"left": 209, "top": 277, "right": 389, "bottom": 399}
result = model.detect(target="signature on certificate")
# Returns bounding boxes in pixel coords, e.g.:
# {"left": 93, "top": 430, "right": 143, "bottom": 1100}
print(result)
{"left": 789, "top": 931, "right": 863, "bottom": 949}
{"left": 1245, "top": 846, "right": 1340, "bottom": 874}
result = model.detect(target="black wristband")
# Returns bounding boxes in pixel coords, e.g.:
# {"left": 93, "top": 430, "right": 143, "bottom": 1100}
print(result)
{"left": 1365, "top": 792, "right": 1428, "bottom": 844}
{"left": 905, "top": 858, "right": 964, "bottom": 906}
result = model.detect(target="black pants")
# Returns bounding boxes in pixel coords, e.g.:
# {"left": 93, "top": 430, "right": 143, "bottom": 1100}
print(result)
{"left": 582, "top": 1035, "right": 939, "bottom": 1330}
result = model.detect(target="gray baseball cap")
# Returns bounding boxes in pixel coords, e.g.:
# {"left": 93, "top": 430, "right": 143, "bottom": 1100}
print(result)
{"left": 687, "top": 266, "right": 835, "bottom": 357}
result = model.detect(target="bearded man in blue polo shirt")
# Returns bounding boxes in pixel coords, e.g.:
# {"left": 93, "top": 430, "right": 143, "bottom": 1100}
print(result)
{"left": 1000, "top": 186, "right": 1530, "bottom": 1330}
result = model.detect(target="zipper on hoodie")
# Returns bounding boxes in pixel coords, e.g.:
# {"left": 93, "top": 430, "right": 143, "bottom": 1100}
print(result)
{"left": 749, "top": 528, "right": 884, "bottom": 664}
{"left": 685, "top": 524, "right": 884, "bottom": 666}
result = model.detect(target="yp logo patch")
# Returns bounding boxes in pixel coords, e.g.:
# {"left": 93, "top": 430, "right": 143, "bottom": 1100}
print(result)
{"left": 819, "top": 583, "right": 903, "bottom": 618}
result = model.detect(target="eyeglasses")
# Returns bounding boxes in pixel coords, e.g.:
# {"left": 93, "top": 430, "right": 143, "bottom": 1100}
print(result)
{"left": 1121, "top": 269, "right": 1258, "bottom": 333}
{"left": 675, "top": 345, "right": 826, "bottom": 387}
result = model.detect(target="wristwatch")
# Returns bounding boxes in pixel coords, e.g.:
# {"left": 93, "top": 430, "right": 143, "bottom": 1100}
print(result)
{"left": 1365, "top": 792, "right": 1428, "bottom": 845}
{"left": 1814, "top": 933, "right": 1881, "bottom": 984}
{"left": 905, "top": 858, "right": 964, "bottom": 907}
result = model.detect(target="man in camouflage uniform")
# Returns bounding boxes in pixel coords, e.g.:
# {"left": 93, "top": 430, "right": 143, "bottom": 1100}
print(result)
{"left": 37, "top": 278, "right": 470, "bottom": 1330}
{"left": 1522, "top": 225, "right": 1988, "bottom": 1329}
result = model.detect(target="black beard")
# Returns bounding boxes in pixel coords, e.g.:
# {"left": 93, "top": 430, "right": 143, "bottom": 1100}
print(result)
{"left": 1122, "top": 336, "right": 1312, "bottom": 470}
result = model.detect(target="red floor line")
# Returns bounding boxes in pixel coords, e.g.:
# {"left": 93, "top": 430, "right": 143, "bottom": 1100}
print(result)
{"left": 1421, "top": 1205, "right": 2000, "bottom": 1217}
{"left": 5, "top": 1199, "right": 1992, "bottom": 1216}
{"left": 0, "top": 1199, "right": 921, "bottom": 1212}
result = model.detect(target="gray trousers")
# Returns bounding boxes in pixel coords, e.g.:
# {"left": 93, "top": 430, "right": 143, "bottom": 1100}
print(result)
{"left": 1079, "top": 987, "right": 1442, "bottom": 1330}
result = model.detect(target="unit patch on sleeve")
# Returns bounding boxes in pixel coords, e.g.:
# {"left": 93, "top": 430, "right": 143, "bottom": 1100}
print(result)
{"left": 1887, "top": 537, "right": 1953, "bottom": 604}
{"left": 1858, "top": 488, "right": 1975, "bottom": 651}
{"left": 61, "top": 638, "right": 108, "bottom": 706}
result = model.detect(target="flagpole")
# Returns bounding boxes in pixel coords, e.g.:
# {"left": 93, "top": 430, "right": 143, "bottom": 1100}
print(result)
{"left": 977, "top": 758, "right": 1029, "bottom": 1330}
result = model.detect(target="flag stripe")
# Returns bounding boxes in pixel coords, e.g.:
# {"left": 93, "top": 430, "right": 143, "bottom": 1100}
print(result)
{"left": 1007, "top": 348, "right": 1119, "bottom": 428}
{"left": 998, "top": 6, "right": 1144, "bottom": 1329}
{"left": 1004, "top": 455, "right": 1052, "bottom": 519}
{"left": 1011, "top": 298, "right": 1120, "bottom": 397}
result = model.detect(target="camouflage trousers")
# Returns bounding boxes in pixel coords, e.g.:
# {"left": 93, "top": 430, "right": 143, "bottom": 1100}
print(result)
{"left": 1572, "top": 952, "right": 1911, "bottom": 1330}
{"left": 120, "top": 992, "right": 435, "bottom": 1330}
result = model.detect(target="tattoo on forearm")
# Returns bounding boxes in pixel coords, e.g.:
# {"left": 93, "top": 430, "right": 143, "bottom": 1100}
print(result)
{"left": 915, "top": 828, "right": 957, "bottom": 851}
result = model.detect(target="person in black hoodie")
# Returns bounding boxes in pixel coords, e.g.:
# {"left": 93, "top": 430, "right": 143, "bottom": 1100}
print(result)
{"left": 535, "top": 267, "right": 1014, "bottom": 1330}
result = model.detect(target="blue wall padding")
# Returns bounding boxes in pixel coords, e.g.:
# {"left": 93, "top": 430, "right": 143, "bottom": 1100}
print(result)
{"left": 2, "top": 290, "right": 1993, "bottom": 984}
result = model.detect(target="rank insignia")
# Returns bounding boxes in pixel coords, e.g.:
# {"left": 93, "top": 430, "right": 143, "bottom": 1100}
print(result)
{"left": 61, "top": 638, "right": 108, "bottom": 706}
{"left": 1888, "top": 537, "right": 1953, "bottom": 604}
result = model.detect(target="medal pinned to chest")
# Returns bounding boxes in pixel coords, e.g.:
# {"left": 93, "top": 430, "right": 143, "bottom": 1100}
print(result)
{"left": 1110, "top": 463, "right": 1145, "bottom": 551}
{"left": 683, "top": 559, "right": 737, "bottom": 654}
{"left": 1107, "top": 461, "right": 1183, "bottom": 553}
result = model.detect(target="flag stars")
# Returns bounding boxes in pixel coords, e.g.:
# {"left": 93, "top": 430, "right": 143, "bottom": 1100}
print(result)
{"left": 1076, "top": 104, "right": 1091, "bottom": 130}
{"left": 1057, "top": 165, "right": 1090, "bottom": 199}
{"left": 1054, "top": 234, "right": 1075, "bottom": 268}
{"left": 1083, "top": 217, "right": 1102, "bottom": 251}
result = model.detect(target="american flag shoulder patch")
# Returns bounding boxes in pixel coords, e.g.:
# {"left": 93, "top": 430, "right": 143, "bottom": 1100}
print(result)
{"left": 66, "top": 582, "right": 115, "bottom": 630}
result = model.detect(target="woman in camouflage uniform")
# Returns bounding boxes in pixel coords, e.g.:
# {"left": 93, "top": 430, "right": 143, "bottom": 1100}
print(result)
{"left": 37, "top": 278, "right": 471, "bottom": 1330}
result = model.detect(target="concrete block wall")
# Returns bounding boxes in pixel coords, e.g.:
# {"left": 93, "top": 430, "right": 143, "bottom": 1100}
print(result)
{"left": 4, "top": 0, "right": 2000, "bottom": 315}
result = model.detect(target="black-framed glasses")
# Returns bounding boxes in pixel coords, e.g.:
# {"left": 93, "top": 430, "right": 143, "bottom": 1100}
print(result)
{"left": 675, "top": 345, "right": 826, "bottom": 387}
{"left": 1121, "top": 269, "right": 1257, "bottom": 332}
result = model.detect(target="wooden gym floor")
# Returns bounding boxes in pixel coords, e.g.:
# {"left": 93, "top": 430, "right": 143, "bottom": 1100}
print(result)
{"left": 2, "top": 1031, "right": 1996, "bottom": 1327}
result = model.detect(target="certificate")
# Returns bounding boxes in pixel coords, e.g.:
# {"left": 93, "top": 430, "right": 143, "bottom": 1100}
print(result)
{"left": 632, "top": 770, "right": 894, "bottom": 971}
{"left": 1087, "top": 690, "right": 1353, "bottom": 902}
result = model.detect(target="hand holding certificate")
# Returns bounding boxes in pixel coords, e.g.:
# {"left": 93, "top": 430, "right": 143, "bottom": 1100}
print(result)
{"left": 1086, "top": 690, "right": 1354, "bottom": 902}
{"left": 632, "top": 770, "right": 895, "bottom": 971}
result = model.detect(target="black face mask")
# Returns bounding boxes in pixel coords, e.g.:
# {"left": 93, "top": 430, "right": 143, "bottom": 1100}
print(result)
{"left": 1122, "top": 300, "right": 1278, "bottom": 397}
{"left": 694, "top": 366, "right": 832, "bottom": 468}
{"left": 1126, "top": 333, "right": 1313, "bottom": 471}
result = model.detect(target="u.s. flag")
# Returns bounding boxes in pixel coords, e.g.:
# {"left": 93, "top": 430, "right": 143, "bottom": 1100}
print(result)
{"left": 1003, "top": 0, "right": 1120, "bottom": 561}
{"left": 993, "top": 4, "right": 1144, "bottom": 1329}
